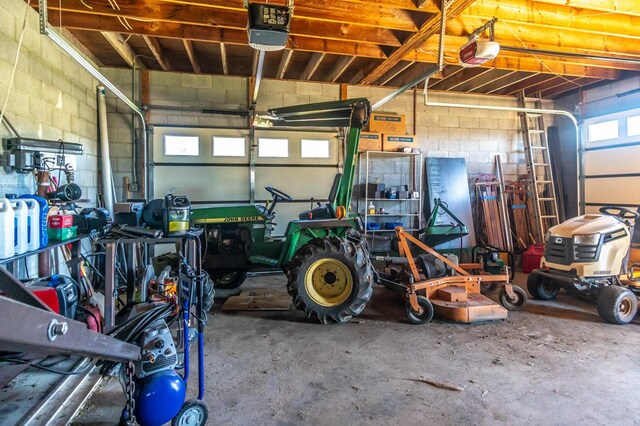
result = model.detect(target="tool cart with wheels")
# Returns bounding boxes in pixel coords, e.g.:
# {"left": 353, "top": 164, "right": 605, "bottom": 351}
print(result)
{"left": 527, "top": 206, "right": 640, "bottom": 324}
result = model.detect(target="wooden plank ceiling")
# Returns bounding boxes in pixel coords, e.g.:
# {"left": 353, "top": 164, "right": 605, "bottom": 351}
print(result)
{"left": 34, "top": 0, "right": 640, "bottom": 99}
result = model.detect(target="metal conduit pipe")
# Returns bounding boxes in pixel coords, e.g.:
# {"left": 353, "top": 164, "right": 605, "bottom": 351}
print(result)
{"left": 97, "top": 87, "right": 115, "bottom": 216}
{"left": 423, "top": 88, "right": 584, "bottom": 215}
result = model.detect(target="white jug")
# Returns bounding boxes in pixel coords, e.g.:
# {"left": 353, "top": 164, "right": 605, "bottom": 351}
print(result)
{"left": 12, "top": 200, "right": 28, "bottom": 255}
{"left": 22, "top": 198, "right": 40, "bottom": 251}
{"left": 0, "top": 198, "right": 14, "bottom": 259}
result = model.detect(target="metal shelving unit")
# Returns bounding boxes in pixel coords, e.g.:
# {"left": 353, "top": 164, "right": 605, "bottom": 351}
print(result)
{"left": 356, "top": 151, "right": 422, "bottom": 249}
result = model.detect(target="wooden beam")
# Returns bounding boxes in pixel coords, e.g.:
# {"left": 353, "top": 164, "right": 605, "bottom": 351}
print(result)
{"left": 379, "top": 61, "right": 416, "bottom": 86}
{"left": 41, "top": 1, "right": 402, "bottom": 47}
{"left": 101, "top": 32, "right": 137, "bottom": 67}
{"left": 464, "top": 0, "right": 640, "bottom": 41}
{"left": 326, "top": 55, "right": 355, "bottom": 82}
{"left": 386, "top": 62, "right": 448, "bottom": 88}
{"left": 532, "top": 0, "right": 640, "bottom": 19}
{"left": 408, "top": 35, "right": 640, "bottom": 73}
{"left": 493, "top": 73, "right": 558, "bottom": 96}
{"left": 220, "top": 42, "right": 228, "bottom": 75}
{"left": 142, "top": 36, "right": 172, "bottom": 71}
{"left": 524, "top": 76, "right": 579, "bottom": 97}
{"left": 446, "top": 17, "right": 640, "bottom": 61}
{"left": 359, "top": 0, "right": 478, "bottom": 85}
{"left": 340, "top": 83, "right": 348, "bottom": 100}
{"left": 546, "top": 79, "right": 604, "bottom": 99}
{"left": 406, "top": 48, "right": 623, "bottom": 79}
{"left": 44, "top": 12, "right": 387, "bottom": 59}
{"left": 455, "top": 69, "right": 514, "bottom": 92}
{"left": 538, "top": 77, "right": 593, "bottom": 98}
{"left": 300, "top": 53, "right": 326, "bottom": 80}
{"left": 276, "top": 49, "right": 293, "bottom": 79}
{"left": 183, "top": 39, "right": 201, "bottom": 73}
{"left": 429, "top": 66, "right": 489, "bottom": 90}
{"left": 479, "top": 71, "right": 534, "bottom": 94}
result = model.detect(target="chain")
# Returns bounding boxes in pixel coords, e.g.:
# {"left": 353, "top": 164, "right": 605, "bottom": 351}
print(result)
{"left": 123, "top": 361, "right": 137, "bottom": 425}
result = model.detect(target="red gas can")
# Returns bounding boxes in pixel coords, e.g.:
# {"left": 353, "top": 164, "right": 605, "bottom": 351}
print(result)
{"left": 522, "top": 244, "right": 545, "bottom": 273}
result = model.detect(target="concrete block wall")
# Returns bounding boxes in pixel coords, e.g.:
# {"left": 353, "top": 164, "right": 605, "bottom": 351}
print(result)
{"left": 103, "top": 70, "right": 567, "bottom": 200}
{"left": 0, "top": 0, "right": 99, "bottom": 202}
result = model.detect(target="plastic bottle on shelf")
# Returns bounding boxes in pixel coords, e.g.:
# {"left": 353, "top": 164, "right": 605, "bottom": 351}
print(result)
{"left": 21, "top": 198, "right": 40, "bottom": 251}
{"left": 19, "top": 195, "right": 48, "bottom": 248}
{"left": 0, "top": 198, "right": 15, "bottom": 259}
{"left": 11, "top": 200, "right": 28, "bottom": 255}
{"left": 368, "top": 201, "right": 376, "bottom": 215}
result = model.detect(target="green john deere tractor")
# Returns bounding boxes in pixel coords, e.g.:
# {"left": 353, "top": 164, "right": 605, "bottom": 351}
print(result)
{"left": 190, "top": 98, "right": 375, "bottom": 324}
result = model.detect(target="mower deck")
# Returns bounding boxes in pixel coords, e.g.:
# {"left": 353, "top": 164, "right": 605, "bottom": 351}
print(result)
{"left": 379, "top": 227, "right": 526, "bottom": 324}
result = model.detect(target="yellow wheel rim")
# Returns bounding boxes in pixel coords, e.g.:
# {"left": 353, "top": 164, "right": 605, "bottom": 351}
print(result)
{"left": 304, "top": 258, "right": 353, "bottom": 307}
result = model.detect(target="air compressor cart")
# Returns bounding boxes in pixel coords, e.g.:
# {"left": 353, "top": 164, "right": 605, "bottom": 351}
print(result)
{"left": 378, "top": 227, "right": 527, "bottom": 324}
{"left": 112, "top": 231, "right": 210, "bottom": 426}
{"left": 172, "top": 233, "right": 209, "bottom": 425}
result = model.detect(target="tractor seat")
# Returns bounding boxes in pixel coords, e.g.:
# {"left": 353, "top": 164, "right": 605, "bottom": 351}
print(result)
{"left": 255, "top": 204, "right": 274, "bottom": 219}
{"left": 298, "top": 173, "right": 341, "bottom": 220}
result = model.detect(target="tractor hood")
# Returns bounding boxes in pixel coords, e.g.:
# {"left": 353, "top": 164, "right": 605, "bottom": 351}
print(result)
{"left": 548, "top": 214, "right": 627, "bottom": 238}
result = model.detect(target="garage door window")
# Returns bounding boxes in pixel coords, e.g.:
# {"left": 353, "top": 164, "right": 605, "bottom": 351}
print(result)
{"left": 163, "top": 135, "right": 200, "bottom": 156}
{"left": 213, "top": 136, "right": 246, "bottom": 157}
{"left": 588, "top": 120, "right": 618, "bottom": 142}
{"left": 627, "top": 115, "right": 640, "bottom": 137}
{"left": 301, "top": 139, "right": 330, "bottom": 158}
{"left": 258, "top": 138, "right": 288, "bottom": 158}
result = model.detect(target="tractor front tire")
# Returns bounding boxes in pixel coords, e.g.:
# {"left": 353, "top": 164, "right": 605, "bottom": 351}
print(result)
{"left": 597, "top": 285, "right": 638, "bottom": 325}
{"left": 211, "top": 270, "right": 248, "bottom": 290}
{"left": 286, "top": 237, "right": 374, "bottom": 324}
{"left": 527, "top": 272, "right": 560, "bottom": 301}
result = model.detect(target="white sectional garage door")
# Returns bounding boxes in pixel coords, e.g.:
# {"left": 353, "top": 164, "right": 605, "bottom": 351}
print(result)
{"left": 152, "top": 126, "right": 340, "bottom": 235}
{"left": 583, "top": 108, "right": 640, "bottom": 214}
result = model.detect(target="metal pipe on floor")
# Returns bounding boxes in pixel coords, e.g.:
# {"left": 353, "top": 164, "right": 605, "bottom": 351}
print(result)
{"left": 422, "top": 89, "right": 583, "bottom": 215}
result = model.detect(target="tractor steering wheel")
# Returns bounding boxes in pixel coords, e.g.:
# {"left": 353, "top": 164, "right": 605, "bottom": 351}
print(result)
{"left": 599, "top": 206, "right": 640, "bottom": 221}
{"left": 265, "top": 186, "right": 294, "bottom": 203}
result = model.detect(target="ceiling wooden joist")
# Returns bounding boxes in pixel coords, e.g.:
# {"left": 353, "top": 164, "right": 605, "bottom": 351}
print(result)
{"left": 32, "top": 0, "right": 640, "bottom": 99}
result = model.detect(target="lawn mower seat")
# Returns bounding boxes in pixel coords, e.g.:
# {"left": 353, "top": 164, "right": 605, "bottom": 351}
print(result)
{"left": 298, "top": 173, "right": 342, "bottom": 220}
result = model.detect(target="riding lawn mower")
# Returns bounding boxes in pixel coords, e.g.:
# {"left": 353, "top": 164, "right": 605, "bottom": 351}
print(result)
{"left": 527, "top": 206, "right": 640, "bottom": 325}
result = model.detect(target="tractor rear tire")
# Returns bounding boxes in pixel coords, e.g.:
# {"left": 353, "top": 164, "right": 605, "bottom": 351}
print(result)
{"left": 527, "top": 272, "right": 560, "bottom": 301}
{"left": 285, "top": 237, "right": 374, "bottom": 324}
{"left": 597, "top": 285, "right": 638, "bottom": 325}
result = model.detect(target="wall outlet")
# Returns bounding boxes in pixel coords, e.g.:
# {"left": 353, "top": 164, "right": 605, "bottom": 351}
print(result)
{"left": 128, "top": 183, "right": 140, "bottom": 192}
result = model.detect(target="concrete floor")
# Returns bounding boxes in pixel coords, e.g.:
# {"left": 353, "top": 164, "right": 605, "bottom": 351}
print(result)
{"left": 75, "top": 273, "right": 640, "bottom": 425}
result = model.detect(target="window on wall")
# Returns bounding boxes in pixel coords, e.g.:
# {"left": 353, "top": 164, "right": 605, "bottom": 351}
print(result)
{"left": 588, "top": 120, "right": 619, "bottom": 142}
{"left": 163, "top": 135, "right": 200, "bottom": 156}
{"left": 301, "top": 139, "right": 330, "bottom": 158}
{"left": 258, "top": 138, "right": 289, "bottom": 158}
{"left": 627, "top": 115, "right": 640, "bottom": 137}
{"left": 213, "top": 136, "right": 246, "bottom": 157}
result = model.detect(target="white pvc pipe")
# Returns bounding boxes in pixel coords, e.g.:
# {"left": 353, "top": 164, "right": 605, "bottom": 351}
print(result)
{"left": 97, "top": 86, "right": 115, "bottom": 216}
{"left": 423, "top": 93, "right": 583, "bottom": 215}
